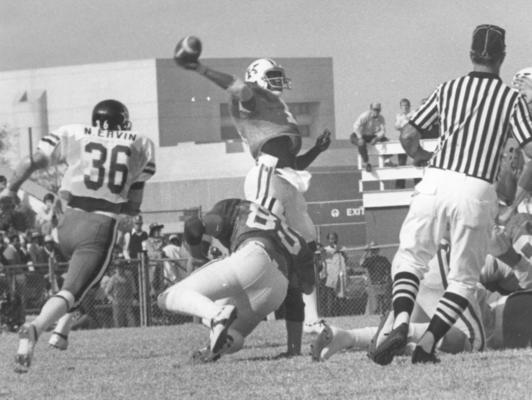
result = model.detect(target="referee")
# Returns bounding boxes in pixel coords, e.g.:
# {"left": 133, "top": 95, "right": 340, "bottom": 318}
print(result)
{"left": 369, "top": 24, "right": 532, "bottom": 365}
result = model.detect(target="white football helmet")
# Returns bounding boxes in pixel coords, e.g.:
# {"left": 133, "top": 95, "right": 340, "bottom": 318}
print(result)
{"left": 245, "top": 58, "right": 291, "bottom": 93}
{"left": 512, "top": 67, "right": 532, "bottom": 89}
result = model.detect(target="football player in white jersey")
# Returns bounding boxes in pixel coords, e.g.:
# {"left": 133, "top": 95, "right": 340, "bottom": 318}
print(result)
{"left": 175, "top": 46, "right": 331, "bottom": 355}
{"left": 6, "top": 99, "right": 156, "bottom": 372}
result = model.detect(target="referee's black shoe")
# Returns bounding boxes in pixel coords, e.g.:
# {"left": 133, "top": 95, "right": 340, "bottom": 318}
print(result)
{"left": 367, "top": 322, "right": 408, "bottom": 366}
{"left": 411, "top": 345, "right": 440, "bottom": 364}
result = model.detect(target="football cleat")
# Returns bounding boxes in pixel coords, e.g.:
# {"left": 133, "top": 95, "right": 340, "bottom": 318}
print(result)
{"left": 367, "top": 323, "right": 408, "bottom": 366}
{"left": 310, "top": 321, "right": 353, "bottom": 361}
{"left": 14, "top": 324, "right": 38, "bottom": 373}
{"left": 310, "top": 321, "right": 333, "bottom": 361}
{"left": 209, "top": 305, "right": 237, "bottom": 353}
{"left": 411, "top": 345, "right": 440, "bottom": 364}
{"left": 48, "top": 332, "right": 68, "bottom": 351}
{"left": 368, "top": 310, "right": 394, "bottom": 354}
{"left": 190, "top": 346, "right": 221, "bottom": 364}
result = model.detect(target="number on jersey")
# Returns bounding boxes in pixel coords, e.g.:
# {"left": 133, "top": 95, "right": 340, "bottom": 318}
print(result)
{"left": 246, "top": 203, "right": 302, "bottom": 255}
{"left": 84, "top": 142, "right": 131, "bottom": 194}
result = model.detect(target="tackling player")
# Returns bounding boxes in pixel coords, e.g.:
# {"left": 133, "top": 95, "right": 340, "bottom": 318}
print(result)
{"left": 8, "top": 99, "right": 156, "bottom": 372}
{"left": 157, "top": 198, "right": 316, "bottom": 362}
{"left": 312, "top": 225, "right": 532, "bottom": 361}
{"left": 174, "top": 46, "right": 331, "bottom": 353}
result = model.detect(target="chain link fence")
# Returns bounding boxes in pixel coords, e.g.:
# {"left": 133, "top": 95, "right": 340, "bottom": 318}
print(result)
{"left": 0, "top": 243, "right": 398, "bottom": 332}
{"left": 315, "top": 243, "right": 397, "bottom": 318}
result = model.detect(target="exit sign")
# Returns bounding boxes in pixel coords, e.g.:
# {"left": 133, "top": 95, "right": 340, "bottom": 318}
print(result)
{"left": 307, "top": 199, "right": 364, "bottom": 225}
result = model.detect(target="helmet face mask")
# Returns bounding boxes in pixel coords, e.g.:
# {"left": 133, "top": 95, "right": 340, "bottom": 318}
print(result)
{"left": 92, "top": 99, "right": 132, "bottom": 131}
{"left": 245, "top": 58, "right": 291, "bottom": 94}
{"left": 512, "top": 67, "right": 532, "bottom": 90}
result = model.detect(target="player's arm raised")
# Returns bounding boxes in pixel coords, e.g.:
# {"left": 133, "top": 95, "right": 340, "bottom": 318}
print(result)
{"left": 295, "top": 129, "right": 331, "bottom": 170}
{"left": 174, "top": 36, "right": 253, "bottom": 102}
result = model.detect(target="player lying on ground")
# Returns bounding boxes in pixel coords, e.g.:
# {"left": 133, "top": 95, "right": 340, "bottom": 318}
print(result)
{"left": 157, "top": 199, "right": 315, "bottom": 362}
{"left": 174, "top": 37, "right": 331, "bottom": 343}
{"left": 312, "top": 221, "right": 532, "bottom": 361}
{"left": 7, "top": 100, "right": 156, "bottom": 372}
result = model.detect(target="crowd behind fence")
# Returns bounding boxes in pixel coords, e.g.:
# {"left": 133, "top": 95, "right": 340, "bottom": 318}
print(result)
{"left": 0, "top": 244, "right": 398, "bottom": 332}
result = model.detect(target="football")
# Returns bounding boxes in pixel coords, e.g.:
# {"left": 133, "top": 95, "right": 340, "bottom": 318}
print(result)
{"left": 174, "top": 36, "right": 202, "bottom": 66}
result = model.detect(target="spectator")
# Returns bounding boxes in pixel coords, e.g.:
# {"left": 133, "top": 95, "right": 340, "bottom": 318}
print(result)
{"left": 394, "top": 98, "right": 414, "bottom": 189}
{"left": 3, "top": 231, "right": 30, "bottom": 318}
{"left": 146, "top": 223, "right": 165, "bottom": 295}
{"left": 104, "top": 260, "right": 137, "bottom": 328}
{"left": 122, "top": 214, "right": 148, "bottom": 293}
{"left": 36, "top": 193, "right": 57, "bottom": 236}
{"left": 0, "top": 197, "right": 28, "bottom": 234}
{"left": 27, "top": 231, "right": 48, "bottom": 266}
{"left": 161, "top": 234, "right": 188, "bottom": 287}
{"left": 123, "top": 214, "right": 148, "bottom": 260}
{"left": 350, "top": 103, "right": 394, "bottom": 172}
{"left": 320, "top": 232, "right": 347, "bottom": 316}
{"left": 361, "top": 241, "right": 392, "bottom": 315}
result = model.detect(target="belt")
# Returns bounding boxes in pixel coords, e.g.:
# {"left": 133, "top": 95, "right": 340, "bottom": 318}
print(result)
{"left": 68, "top": 195, "right": 123, "bottom": 214}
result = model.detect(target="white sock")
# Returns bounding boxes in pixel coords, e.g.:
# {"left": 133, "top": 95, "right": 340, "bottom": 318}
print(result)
{"left": 32, "top": 296, "right": 69, "bottom": 337}
{"left": 53, "top": 313, "right": 75, "bottom": 337}
{"left": 393, "top": 311, "right": 410, "bottom": 329}
{"left": 158, "top": 287, "right": 220, "bottom": 321}
{"left": 319, "top": 326, "right": 377, "bottom": 360}
{"left": 407, "top": 322, "right": 429, "bottom": 342}
{"left": 348, "top": 326, "right": 378, "bottom": 349}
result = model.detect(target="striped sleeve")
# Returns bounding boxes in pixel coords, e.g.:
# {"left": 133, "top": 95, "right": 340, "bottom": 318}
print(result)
{"left": 410, "top": 86, "right": 440, "bottom": 133}
{"left": 509, "top": 95, "right": 532, "bottom": 146}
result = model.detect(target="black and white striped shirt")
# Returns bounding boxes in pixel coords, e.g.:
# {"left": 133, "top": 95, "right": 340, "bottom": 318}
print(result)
{"left": 410, "top": 71, "right": 532, "bottom": 183}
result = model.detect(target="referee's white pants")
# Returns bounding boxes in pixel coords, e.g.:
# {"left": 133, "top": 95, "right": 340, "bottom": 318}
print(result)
{"left": 392, "top": 168, "right": 498, "bottom": 301}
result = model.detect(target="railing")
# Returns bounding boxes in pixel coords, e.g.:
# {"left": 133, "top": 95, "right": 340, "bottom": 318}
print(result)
{"left": 358, "top": 139, "right": 439, "bottom": 208}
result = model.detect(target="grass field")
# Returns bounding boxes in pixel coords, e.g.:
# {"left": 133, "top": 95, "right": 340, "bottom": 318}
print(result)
{"left": 2, "top": 315, "right": 532, "bottom": 400}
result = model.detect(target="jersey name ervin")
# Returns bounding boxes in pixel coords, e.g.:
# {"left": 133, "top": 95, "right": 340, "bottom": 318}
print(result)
{"left": 84, "top": 127, "right": 137, "bottom": 141}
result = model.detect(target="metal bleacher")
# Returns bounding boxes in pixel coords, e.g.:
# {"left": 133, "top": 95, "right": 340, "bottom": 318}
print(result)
{"left": 359, "top": 139, "right": 439, "bottom": 209}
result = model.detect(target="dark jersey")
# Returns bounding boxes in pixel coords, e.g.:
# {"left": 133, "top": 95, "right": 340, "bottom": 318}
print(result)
{"left": 230, "top": 85, "right": 302, "bottom": 160}
{"left": 204, "top": 199, "right": 314, "bottom": 282}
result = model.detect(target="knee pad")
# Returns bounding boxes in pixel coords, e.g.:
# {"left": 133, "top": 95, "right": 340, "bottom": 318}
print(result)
{"left": 284, "top": 287, "right": 304, "bottom": 322}
{"left": 54, "top": 290, "right": 75, "bottom": 311}
{"left": 223, "top": 328, "right": 244, "bottom": 355}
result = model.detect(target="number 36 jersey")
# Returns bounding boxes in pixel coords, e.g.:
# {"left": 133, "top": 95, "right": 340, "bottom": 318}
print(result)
{"left": 38, "top": 124, "right": 156, "bottom": 208}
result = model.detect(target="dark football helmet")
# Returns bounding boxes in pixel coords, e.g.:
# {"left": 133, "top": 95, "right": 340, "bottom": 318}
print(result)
{"left": 91, "top": 99, "right": 132, "bottom": 130}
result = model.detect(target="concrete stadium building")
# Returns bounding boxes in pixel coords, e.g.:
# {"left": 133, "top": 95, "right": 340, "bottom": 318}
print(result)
{"left": 0, "top": 57, "right": 384, "bottom": 246}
